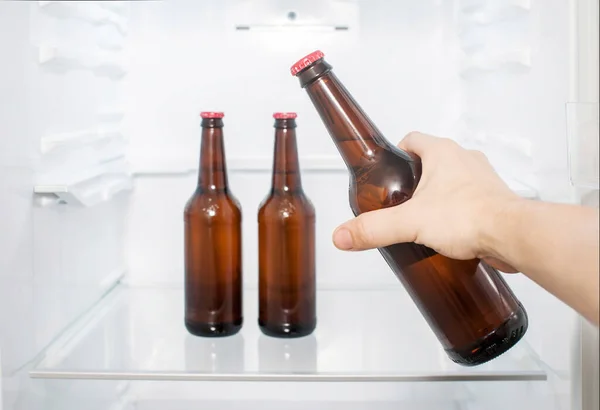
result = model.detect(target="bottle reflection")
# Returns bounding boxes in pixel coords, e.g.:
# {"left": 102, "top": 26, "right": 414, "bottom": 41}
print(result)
{"left": 184, "top": 333, "right": 245, "bottom": 373}
{"left": 258, "top": 333, "right": 317, "bottom": 374}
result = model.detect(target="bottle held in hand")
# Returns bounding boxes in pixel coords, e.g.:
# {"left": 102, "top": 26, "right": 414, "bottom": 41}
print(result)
{"left": 291, "top": 51, "right": 528, "bottom": 365}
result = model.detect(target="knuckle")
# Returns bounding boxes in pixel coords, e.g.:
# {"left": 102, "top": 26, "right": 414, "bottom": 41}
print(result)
{"left": 428, "top": 137, "right": 458, "bottom": 155}
{"left": 441, "top": 138, "right": 459, "bottom": 148}
{"left": 468, "top": 149, "right": 489, "bottom": 161}
{"left": 404, "top": 131, "right": 422, "bottom": 140}
{"left": 399, "top": 131, "right": 420, "bottom": 147}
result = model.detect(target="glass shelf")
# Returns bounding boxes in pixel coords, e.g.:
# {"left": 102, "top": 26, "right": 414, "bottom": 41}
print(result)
{"left": 30, "top": 285, "right": 546, "bottom": 382}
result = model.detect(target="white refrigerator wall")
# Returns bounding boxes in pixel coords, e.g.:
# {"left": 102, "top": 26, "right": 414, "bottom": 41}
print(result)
{"left": 0, "top": 0, "right": 131, "bottom": 401}
{"left": 0, "top": 0, "right": 597, "bottom": 409}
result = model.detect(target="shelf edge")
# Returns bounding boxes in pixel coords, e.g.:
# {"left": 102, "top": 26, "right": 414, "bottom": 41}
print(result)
{"left": 28, "top": 370, "right": 547, "bottom": 383}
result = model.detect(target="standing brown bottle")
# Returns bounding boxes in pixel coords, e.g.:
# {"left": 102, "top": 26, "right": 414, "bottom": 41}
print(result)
{"left": 291, "top": 51, "right": 528, "bottom": 366}
{"left": 258, "top": 112, "right": 316, "bottom": 338}
{"left": 184, "top": 111, "right": 243, "bottom": 337}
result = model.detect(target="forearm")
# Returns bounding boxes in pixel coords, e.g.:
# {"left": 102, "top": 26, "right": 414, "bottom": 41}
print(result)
{"left": 487, "top": 199, "right": 599, "bottom": 325}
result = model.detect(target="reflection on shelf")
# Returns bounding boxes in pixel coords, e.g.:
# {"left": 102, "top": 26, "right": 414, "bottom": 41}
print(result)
{"left": 567, "top": 102, "right": 599, "bottom": 189}
{"left": 258, "top": 334, "right": 318, "bottom": 374}
{"left": 185, "top": 333, "right": 245, "bottom": 374}
{"left": 30, "top": 285, "right": 547, "bottom": 382}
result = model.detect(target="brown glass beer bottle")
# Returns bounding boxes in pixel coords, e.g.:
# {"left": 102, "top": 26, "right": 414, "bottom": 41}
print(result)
{"left": 258, "top": 112, "right": 316, "bottom": 338}
{"left": 291, "top": 51, "right": 528, "bottom": 365}
{"left": 184, "top": 111, "right": 243, "bottom": 337}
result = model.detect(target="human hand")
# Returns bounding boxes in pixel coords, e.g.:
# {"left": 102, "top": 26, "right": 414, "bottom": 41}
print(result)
{"left": 331, "top": 131, "right": 523, "bottom": 272}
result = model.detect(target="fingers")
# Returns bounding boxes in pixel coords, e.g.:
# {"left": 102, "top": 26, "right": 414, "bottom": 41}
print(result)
{"left": 332, "top": 202, "right": 419, "bottom": 251}
{"left": 397, "top": 131, "right": 458, "bottom": 158}
{"left": 397, "top": 131, "right": 440, "bottom": 156}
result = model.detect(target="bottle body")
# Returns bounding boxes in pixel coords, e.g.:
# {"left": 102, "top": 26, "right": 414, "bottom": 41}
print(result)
{"left": 184, "top": 113, "right": 243, "bottom": 337}
{"left": 292, "top": 52, "right": 527, "bottom": 365}
{"left": 258, "top": 114, "right": 317, "bottom": 338}
{"left": 347, "top": 149, "right": 527, "bottom": 365}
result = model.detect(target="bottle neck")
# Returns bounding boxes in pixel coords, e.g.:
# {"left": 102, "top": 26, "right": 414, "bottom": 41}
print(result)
{"left": 198, "top": 118, "right": 229, "bottom": 192}
{"left": 299, "top": 60, "right": 405, "bottom": 169}
{"left": 271, "top": 119, "right": 302, "bottom": 193}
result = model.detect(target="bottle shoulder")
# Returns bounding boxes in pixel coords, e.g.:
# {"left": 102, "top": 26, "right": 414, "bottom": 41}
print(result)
{"left": 184, "top": 190, "right": 242, "bottom": 221}
{"left": 258, "top": 190, "right": 315, "bottom": 222}
{"left": 349, "top": 148, "right": 420, "bottom": 215}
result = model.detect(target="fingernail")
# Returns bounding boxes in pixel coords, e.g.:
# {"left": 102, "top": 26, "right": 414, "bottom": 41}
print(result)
{"left": 333, "top": 228, "right": 353, "bottom": 250}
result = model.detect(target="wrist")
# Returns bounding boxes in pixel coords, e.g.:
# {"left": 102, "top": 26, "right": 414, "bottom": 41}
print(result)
{"left": 478, "top": 195, "right": 526, "bottom": 261}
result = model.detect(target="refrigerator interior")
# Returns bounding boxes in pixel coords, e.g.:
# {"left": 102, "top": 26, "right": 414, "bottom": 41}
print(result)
{"left": 0, "top": 0, "right": 598, "bottom": 409}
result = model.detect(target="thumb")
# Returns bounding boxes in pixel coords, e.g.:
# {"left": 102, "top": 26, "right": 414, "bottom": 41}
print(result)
{"left": 332, "top": 202, "right": 420, "bottom": 251}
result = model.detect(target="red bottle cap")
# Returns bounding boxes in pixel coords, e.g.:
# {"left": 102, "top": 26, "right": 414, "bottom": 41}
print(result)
{"left": 290, "top": 50, "right": 325, "bottom": 76}
{"left": 273, "top": 112, "right": 297, "bottom": 119}
{"left": 200, "top": 112, "right": 225, "bottom": 119}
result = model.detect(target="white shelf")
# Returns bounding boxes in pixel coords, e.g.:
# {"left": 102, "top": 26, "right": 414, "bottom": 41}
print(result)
{"left": 458, "top": 0, "right": 530, "bottom": 25}
{"left": 460, "top": 49, "right": 531, "bottom": 78}
{"left": 39, "top": 45, "right": 127, "bottom": 79}
{"left": 97, "top": 109, "right": 125, "bottom": 123}
{"left": 131, "top": 155, "right": 347, "bottom": 174}
{"left": 40, "top": 129, "right": 125, "bottom": 155}
{"left": 38, "top": 1, "right": 128, "bottom": 35}
{"left": 35, "top": 127, "right": 131, "bottom": 206}
{"left": 34, "top": 172, "right": 133, "bottom": 207}
{"left": 131, "top": 156, "right": 537, "bottom": 198}
{"left": 30, "top": 285, "right": 546, "bottom": 382}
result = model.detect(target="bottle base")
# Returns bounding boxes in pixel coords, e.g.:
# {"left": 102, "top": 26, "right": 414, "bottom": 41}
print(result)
{"left": 445, "top": 304, "right": 528, "bottom": 367}
{"left": 185, "top": 318, "right": 243, "bottom": 337}
{"left": 258, "top": 319, "right": 316, "bottom": 338}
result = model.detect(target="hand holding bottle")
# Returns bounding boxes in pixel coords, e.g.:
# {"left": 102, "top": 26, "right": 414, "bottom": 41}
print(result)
{"left": 332, "top": 131, "right": 521, "bottom": 273}
{"left": 332, "top": 131, "right": 600, "bottom": 326}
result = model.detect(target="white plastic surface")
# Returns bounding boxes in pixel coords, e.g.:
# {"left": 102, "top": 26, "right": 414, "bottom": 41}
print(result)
{"left": 38, "top": 1, "right": 128, "bottom": 35}
{"left": 458, "top": 0, "right": 531, "bottom": 25}
{"left": 34, "top": 173, "right": 133, "bottom": 207}
{"left": 567, "top": 102, "right": 599, "bottom": 189}
{"left": 39, "top": 45, "right": 127, "bottom": 78}
{"left": 40, "top": 129, "right": 125, "bottom": 155}
{"left": 31, "top": 285, "right": 546, "bottom": 382}
{"left": 35, "top": 125, "right": 131, "bottom": 207}
{"left": 226, "top": 0, "right": 358, "bottom": 31}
